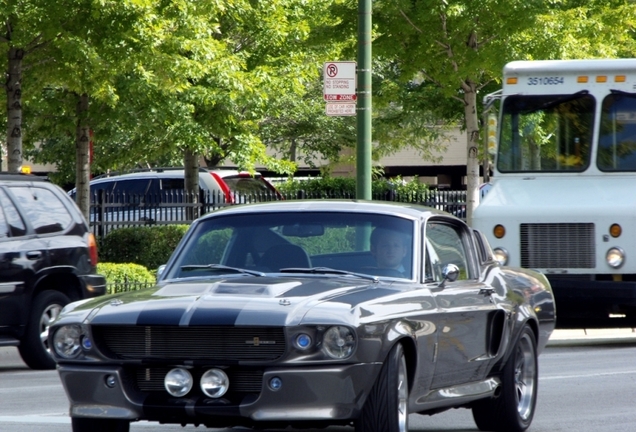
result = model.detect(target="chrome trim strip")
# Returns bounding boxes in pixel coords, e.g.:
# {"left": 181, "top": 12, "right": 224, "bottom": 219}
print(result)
{"left": 0, "top": 283, "right": 18, "bottom": 294}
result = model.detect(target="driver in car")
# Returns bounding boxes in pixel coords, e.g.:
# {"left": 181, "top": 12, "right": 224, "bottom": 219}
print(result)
{"left": 370, "top": 228, "right": 408, "bottom": 274}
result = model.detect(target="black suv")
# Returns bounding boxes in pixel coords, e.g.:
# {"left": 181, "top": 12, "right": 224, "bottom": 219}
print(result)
{"left": 0, "top": 173, "right": 106, "bottom": 369}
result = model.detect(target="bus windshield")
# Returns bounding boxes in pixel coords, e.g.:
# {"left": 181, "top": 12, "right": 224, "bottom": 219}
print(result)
{"left": 598, "top": 92, "right": 636, "bottom": 171}
{"left": 497, "top": 93, "right": 595, "bottom": 172}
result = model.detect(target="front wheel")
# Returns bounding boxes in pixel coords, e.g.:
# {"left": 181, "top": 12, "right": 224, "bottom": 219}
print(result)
{"left": 356, "top": 343, "right": 408, "bottom": 432}
{"left": 72, "top": 418, "right": 130, "bottom": 432}
{"left": 18, "top": 290, "right": 70, "bottom": 370}
{"left": 472, "top": 326, "right": 538, "bottom": 432}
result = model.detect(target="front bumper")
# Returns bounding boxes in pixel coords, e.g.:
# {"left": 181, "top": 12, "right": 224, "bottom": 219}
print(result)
{"left": 548, "top": 275, "right": 636, "bottom": 328}
{"left": 58, "top": 362, "right": 381, "bottom": 427}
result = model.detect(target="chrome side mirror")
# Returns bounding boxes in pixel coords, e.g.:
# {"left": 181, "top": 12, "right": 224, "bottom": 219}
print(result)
{"left": 157, "top": 264, "right": 166, "bottom": 279}
{"left": 438, "top": 263, "right": 459, "bottom": 288}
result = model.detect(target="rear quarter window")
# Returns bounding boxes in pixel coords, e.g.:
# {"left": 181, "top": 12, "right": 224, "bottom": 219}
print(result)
{"left": 10, "top": 186, "right": 72, "bottom": 234}
{"left": 0, "top": 188, "right": 25, "bottom": 237}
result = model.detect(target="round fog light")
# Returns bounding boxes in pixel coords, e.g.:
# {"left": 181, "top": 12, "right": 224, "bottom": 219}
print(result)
{"left": 105, "top": 375, "right": 116, "bottom": 388}
{"left": 200, "top": 369, "right": 229, "bottom": 398}
{"left": 81, "top": 335, "right": 92, "bottom": 350}
{"left": 164, "top": 368, "right": 193, "bottom": 397}
{"left": 295, "top": 333, "right": 312, "bottom": 350}
{"left": 269, "top": 376, "right": 282, "bottom": 391}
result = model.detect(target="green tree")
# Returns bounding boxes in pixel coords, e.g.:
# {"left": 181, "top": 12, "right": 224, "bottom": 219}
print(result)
{"left": 0, "top": 0, "right": 74, "bottom": 172}
{"left": 26, "top": 0, "right": 340, "bottom": 213}
{"left": 347, "top": 0, "right": 636, "bottom": 225}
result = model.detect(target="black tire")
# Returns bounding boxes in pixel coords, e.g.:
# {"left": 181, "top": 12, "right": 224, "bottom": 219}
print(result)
{"left": 18, "top": 290, "right": 71, "bottom": 370}
{"left": 72, "top": 418, "right": 130, "bottom": 432}
{"left": 356, "top": 343, "right": 408, "bottom": 432}
{"left": 472, "top": 326, "right": 538, "bottom": 432}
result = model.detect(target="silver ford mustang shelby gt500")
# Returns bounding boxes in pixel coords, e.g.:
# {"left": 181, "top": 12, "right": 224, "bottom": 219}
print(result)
{"left": 51, "top": 200, "right": 555, "bottom": 432}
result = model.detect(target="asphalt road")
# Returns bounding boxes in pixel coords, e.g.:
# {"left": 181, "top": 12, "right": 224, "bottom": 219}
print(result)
{"left": 1, "top": 328, "right": 636, "bottom": 432}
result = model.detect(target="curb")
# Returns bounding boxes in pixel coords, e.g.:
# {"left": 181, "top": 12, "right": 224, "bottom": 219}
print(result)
{"left": 547, "top": 328, "right": 636, "bottom": 346}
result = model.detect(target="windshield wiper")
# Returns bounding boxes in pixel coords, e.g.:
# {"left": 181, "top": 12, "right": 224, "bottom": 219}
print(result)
{"left": 180, "top": 264, "right": 265, "bottom": 277}
{"left": 279, "top": 266, "right": 379, "bottom": 282}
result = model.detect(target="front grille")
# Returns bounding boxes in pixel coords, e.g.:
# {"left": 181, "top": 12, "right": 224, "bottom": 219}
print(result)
{"left": 520, "top": 223, "right": 595, "bottom": 269}
{"left": 92, "top": 326, "right": 286, "bottom": 361}
{"left": 133, "top": 367, "right": 263, "bottom": 393}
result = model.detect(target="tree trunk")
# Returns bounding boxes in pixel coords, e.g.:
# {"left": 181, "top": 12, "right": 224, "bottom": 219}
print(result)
{"left": 75, "top": 93, "right": 91, "bottom": 221}
{"left": 463, "top": 82, "right": 480, "bottom": 227}
{"left": 289, "top": 138, "right": 297, "bottom": 162}
{"left": 6, "top": 47, "right": 23, "bottom": 172}
{"left": 184, "top": 148, "right": 199, "bottom": 220}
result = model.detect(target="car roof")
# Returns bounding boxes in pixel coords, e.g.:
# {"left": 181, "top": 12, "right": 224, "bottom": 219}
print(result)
{"left": 91, "top": 168, "right": 261, "bottom": 182}
{"left": 199, "top": 199, "right": 452, "bottom": 221}
{"left": 0, "top": 172, "right": 48, "bottom": 183}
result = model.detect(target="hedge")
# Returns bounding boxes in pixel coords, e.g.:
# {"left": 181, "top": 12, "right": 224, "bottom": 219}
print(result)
{"left": 99, "top": 224, "right": 189, "bottom": 270}
{"left": 98, "top": 262, "right": 156, "bottom": 294}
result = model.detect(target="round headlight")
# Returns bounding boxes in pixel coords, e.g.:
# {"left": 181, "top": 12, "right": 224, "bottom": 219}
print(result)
{"left": 493, "top": 247, "right": 509, "bottom": 266}
{"left": 53, "top": 325, "right": 82, "bottom": 359}
{"left": 164, "top": 368, "right": 193, "bottom": 397}
{"left": 322, "top": 326, "right": 356, "bottom": 359}
{"left": 606, "top": 247, "right": 625, "bottom": 268}
{"left": 200, "top": 368, "right": 229, "bottom": 398}
{"left": 294, "top": 333, "right": 312, "bottom": 350}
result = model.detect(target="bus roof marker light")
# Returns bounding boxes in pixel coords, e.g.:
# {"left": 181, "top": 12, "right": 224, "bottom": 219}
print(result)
{"left": 615, "top": 75, "right": 626, "bottom": 83}
{"left": 506, "top": 77, "right": 518, "bottom": 85}
{"left": 596, "top": 75, "right": 607, "bottom": 83}
{"left": 577, "top": 76, "right": 589, "bottom": 83}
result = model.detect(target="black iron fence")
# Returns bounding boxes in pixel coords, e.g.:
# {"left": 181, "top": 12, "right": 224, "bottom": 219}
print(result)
{"left": 88, "top": 189, "right": 467, "bottom": 240}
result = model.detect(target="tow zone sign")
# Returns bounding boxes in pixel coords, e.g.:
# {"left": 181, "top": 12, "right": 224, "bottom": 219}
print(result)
{"left": 324, "top": 61, "right": 356, "bottom": 116}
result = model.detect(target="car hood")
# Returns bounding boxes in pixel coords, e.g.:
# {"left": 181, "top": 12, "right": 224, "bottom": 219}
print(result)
{"left": 62, "top": 276, "right": 403, "bottom": 327}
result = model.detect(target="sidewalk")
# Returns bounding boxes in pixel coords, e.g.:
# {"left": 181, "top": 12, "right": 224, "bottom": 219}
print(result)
{"left": 548, "top": 327, "right": 636, "bottom": 346}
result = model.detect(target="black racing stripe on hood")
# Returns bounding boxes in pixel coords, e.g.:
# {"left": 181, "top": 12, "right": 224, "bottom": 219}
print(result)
{"left": 326, "top": 287, "right": 396, "bottom": 307}
{"left": 188, "top": 303, "right": 243, "bottom": 325}
{"left": 282, "top": 279, "right": 367, "bottom": 297}
{"left": 136, "top": 306, "right": 190, "bottom": 326}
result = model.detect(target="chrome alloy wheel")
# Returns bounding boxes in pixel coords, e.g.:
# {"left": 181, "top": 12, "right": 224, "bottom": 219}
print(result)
{"left": 39, "top": 303, "right": 64, "bottom": 353}
{"left": 397, "top": 353, "right": 408, "bottom": 432}
{"left": 514, "top": 332, "right": 537, "bottom": 421}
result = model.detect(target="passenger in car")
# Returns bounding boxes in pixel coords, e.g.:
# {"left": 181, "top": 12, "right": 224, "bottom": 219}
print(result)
{"left": 370, "top": 228, "right": 408, "bottom": 273}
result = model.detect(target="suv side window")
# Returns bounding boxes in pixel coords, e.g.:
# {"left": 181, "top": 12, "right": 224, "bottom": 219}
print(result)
{"left": 10, "top": 186, "right": 73, "bottom": 234}
{"left": 0, "top": 194, "right": 10, "bottom": 238}
{"left": 109, "top": 179, "right": 152, "bottom": 206}
{"left": 0, "top": 188, "right": 26, "bottom": 236}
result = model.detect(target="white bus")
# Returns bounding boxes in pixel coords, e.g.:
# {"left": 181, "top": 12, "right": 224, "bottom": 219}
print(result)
{"left": 473, "top": 58, "right": 636, "bottom": 329}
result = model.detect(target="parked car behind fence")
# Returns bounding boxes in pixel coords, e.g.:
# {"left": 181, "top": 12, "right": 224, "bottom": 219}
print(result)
{"left": 68, "top": 167, "right": 282, "bottom": 237}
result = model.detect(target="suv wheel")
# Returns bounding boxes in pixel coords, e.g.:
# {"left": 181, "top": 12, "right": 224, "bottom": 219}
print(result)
{"left": 19, "top": 290, "right": 71, "bottom": 370}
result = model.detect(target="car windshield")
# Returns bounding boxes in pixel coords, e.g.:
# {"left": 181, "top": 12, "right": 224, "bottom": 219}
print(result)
{"left": 163, "top": 211, "right": 415, "bottom": 280}
{"left": 497, "top": 93, "right": 595, "bottom": 172}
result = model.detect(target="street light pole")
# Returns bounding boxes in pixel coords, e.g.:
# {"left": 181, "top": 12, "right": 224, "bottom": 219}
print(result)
{"left": 356, "top": 0, "right": 372, "bottom": 200}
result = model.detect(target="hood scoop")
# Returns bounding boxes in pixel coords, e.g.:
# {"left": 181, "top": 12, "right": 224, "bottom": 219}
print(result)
{"left": 213, "top": 281, "right": 302, "bottom": 297}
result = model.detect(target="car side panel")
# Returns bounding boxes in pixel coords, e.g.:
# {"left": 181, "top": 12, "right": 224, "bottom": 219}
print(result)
{"left": 0, "top": 235, "right": 49, "bottom": 330}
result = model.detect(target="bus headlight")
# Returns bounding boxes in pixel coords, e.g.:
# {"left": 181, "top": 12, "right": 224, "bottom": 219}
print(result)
{"left": 606, "top": 247, "right": 625, "bottom": 269}
{"left": 493, "top": 247, "right": 509, "bottom": 266}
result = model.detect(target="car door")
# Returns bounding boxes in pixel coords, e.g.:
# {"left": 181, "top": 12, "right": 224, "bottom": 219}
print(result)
{"left": 426, "top": 217, "right": 499, "bottom": 389}
{"left": 0, "top": 187, "right": 48, "bottom": 331}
